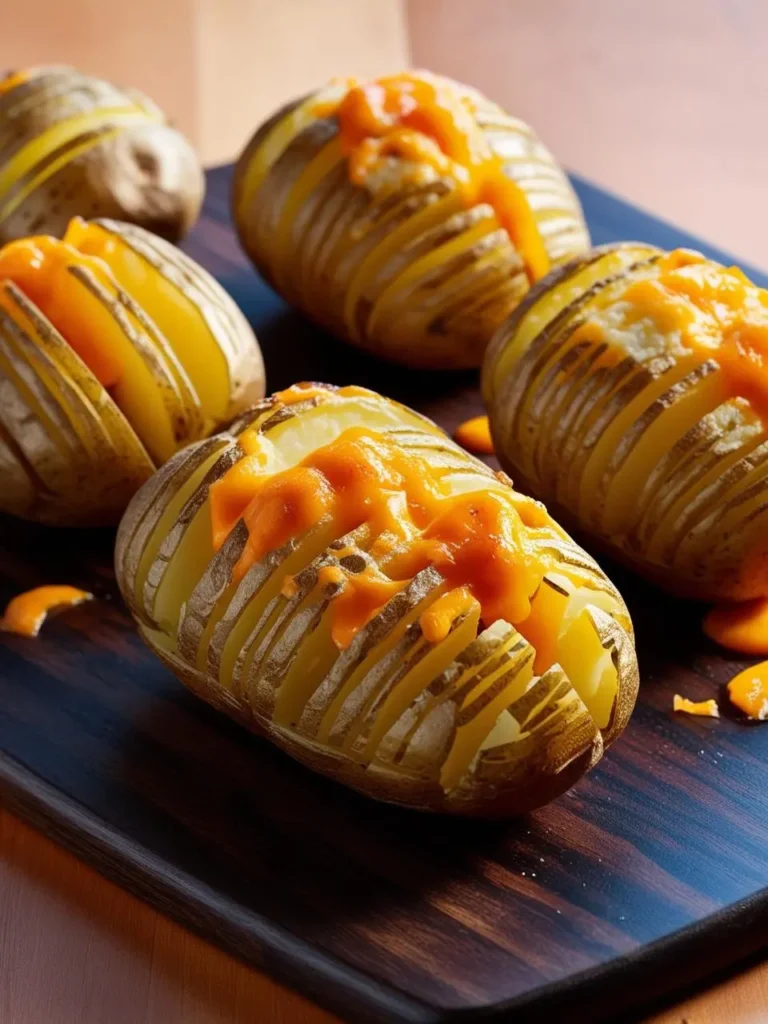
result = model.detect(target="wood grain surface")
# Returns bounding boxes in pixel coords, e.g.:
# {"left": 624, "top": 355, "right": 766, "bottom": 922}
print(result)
{"left": 4, "top": 805, "right": 768, "bottom": 1024}
{"left": 0, "top": 808, "right": 339, "bottom": 1024}
{"left": 2, "top": 166, "right": 768, "bottom": 1023}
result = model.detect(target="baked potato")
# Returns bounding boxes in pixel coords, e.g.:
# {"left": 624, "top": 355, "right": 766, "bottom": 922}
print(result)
{"left": 233, "top": 71, "right": 589, "bottom": 370}
{"left": 483, "top": 243, "right": 768, "bottom": 600}
{"left": 0, "top": 65, "right": 204, "bottom": 243}
{"left": 0, "top": 217, "right": 265, "bottom": 525}
{"left": 116, "top": 383, "right": 638, "bottom": 816}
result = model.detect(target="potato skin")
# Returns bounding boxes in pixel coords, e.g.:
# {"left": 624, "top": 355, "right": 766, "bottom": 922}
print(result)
{"left": 484, "top": 243, "right": 768, "bottom": 601}
{"left": 0, "top": 66, "right": 204, "bottom": 243}
{"left": 0, "top": 219, "right": 264, "bottom": 526}
{"left": 232, "top": 75, "right": 589, "bottom": 370}
{"left": 116, "top": 385, "right": 639, "bottom": 817}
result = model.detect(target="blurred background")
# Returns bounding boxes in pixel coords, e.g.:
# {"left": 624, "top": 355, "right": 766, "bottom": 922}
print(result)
{"left": 3, "top": 0, "right": 766, "bottom": 264}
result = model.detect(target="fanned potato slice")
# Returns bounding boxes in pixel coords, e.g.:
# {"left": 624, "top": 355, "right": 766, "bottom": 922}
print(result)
{"left": 73, "top": 219, "right": 265, "bottom": 425}
{"left": 117, "top": 384, "right": 637, "bottom": 815}
{"left": 116, "top": 436, "right": 229, "bottom": 618}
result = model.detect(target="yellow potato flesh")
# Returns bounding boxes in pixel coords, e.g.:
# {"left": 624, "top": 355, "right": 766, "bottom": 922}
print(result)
{"left": 0, "top": 343, "right": 67, "bottom": 484}
{"left": 487, "top": 245, "right": 657, "bottom": 395}
{"left": 353, "top": 607, "right": 482, "bottom": 758}
{"left": 0, "top": 289, "right": 106, "bottom": 461}
{"left": 134, "top": 439, "right": 231, "bottom": 615}
{"left": 441, "top": 647, "right": 535, "bottom": 791}
{"left": 220, "top": 518, "right": 342, "bottom": 698}
{"left": 65, "top": 220, "right": 232, "bottom": 430}
{"left": 341, "top": 192, "right": 466, "bottom": 340}
{"left": 235, "top": 83, "right": 349, "bottom": 224}
{"left": 599, "top": 370, "right": 727, "bottom": 536}
{"left": 0, "top": 107, "right": 159, "bottom": 223}
{"left": 313, "top": 582, "right": 449, "bottom": 745}
{"left": 272, "top": 596, "right": 342, "bottom": 726}
{"left": 0, "top": 239, "right": 181, "bottom": 463}
{"left": 209, "top": 395, "right": 441, "bottom": 688}
{"left": 273, "top": 139, "right": 344, "bottom": 293}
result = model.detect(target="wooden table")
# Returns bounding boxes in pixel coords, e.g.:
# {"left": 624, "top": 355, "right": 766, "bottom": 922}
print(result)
{"left": 4, "top": 0, "right": 768, "bottom": 1008}
{"left": 1, "top": 805, "right": 766, "bottom": 1024}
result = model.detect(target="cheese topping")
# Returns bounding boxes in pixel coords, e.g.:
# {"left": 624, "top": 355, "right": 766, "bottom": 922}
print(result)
{"left": 335, "top": 72, "right": 549, "bottom": 284}
{"left": 454, "top": 415, "right": 494, "bottom": 455}
{"left": 578, "top": 248, "right": 768, "bottom": 424}
{"left": 0, "top": 234, "right": 124, "bottom": 386}
{"left": 0, "top": 584, "right": 92, "bottom": 637}
{"left": 703, "top": 597, "right": 768, "bottom": 656}
{"left": 727, "top": 664, "right": 768, "bottom": 721}
{"left": 0, "top": 69, "right": 30, "bottom": 95}
{"left": 210, "top": 406, "right": 551, "bottom": 650}
{"left": 673, "top": 695, "right": 720, "bottom": 718}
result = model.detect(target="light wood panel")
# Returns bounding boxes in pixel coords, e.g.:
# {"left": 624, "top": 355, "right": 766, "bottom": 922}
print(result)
{"left": 0, "top": 809, "right": 339, "bottom": 1024}
{"left": 408, "top": 0, "right": 768, "bottom": 268}
{"left": 0, "top": 0, "right": 409, "bottom": 165}
{"left": 196, "top": 0, "right": 409, "bottom": 164}
{"left": 2, "top": 805, "right": 767, "bottom": 1023}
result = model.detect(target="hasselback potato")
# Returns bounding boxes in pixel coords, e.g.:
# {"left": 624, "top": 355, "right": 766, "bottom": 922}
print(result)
{"left": 0, "top": 65, "right": 204, "bottom": 243}
{"left": 116, "top": 383, "right": 638, "bottom": 816}
{"left": 0, "top": 217, "right": 264, "bottom": 525}
{"left": 484, "top": 243, "right": 768, "bottom": 600}
{"left": 233, "top": 71, "right": 589, "bottom": 369}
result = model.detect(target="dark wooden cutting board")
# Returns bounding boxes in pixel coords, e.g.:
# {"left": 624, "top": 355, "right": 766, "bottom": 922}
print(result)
{"left": 1, "top": 166, "right": 767, "bottom": 1024}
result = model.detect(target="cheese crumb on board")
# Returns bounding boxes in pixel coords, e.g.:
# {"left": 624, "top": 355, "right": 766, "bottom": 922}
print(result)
{"left": 673, "top": 695, "right": 720, "bottom": 718}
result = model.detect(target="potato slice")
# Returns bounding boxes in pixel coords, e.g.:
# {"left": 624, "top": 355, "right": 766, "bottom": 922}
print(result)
{"left": 69, "top": 219, "right": 265, "bottom": 426}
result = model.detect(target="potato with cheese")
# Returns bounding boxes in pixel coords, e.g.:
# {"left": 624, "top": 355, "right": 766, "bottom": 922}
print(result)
{"left": 233, "top": 71, "right": 589, "bottom": 369}
{"left": 116, "top": 383, "right": 638, "bottom": 816}
{"left": 0, "top": 217, "right": 265, "bottom": 525}
{"left": 484, "top": 244, "right": 768, "bottom": 600}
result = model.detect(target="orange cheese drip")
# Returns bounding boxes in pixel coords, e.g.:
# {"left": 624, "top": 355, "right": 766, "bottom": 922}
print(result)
{"left": 0, "top": 234, "right": 122, "bottom": 387}
{"left": 210, "top": 425, "right": 547, "bottom": 649}
{"left": 620, "top": 248, "right": 768, "bottom": 426}
{"left": 420, "top": 587, "right": 478, "bottom": 644}
{"left": 0, "top": 69, "right": 30, "bottom": 96}
{"left": 454, "top": 415, "right": 494, "bottom": 455}
{"left": 703, "top": 598, "right": 768, "bottom": 656}
{"left": 316, "top": 563, "right": 405, "bottom": 648}
{"left": 335, "top": 72, "right": 549, "bottom": 284}
{"left": 672, "top": 695, "right": 720, "bottom": 718}
{"left": 727, "top": 663, "right": 768, "bottom": 721}
{"left": 0, "top": 585, "right": 92, "bottom": 637}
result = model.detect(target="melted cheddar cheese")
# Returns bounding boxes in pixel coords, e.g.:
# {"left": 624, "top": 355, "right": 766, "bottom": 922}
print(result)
{"left": 727, "top": 663, "right": 768, "bottom": 721}
{"left": 0, "top": 235, "right": 124, "bottom": 386}
{"left": 673, "top": 695, "right": 720, "bottom": 718}
{"left": 210, "top": 418, "right": 549, "bottom": 650}
{"left": 334, "top": 72, "right": 549, "bottom": 284}
{"left": 577, "top": 248, "right": 768, "bottom": 426}
{"left": 454, "top": 415, "right": 494, "bottom": 455}
{"left": 0, "top": 69, "right": 30, "bottom": 95}
{"left": 703, "top": 597, "right": 768, "bottom": 656}
{"left": 0, "top": 585, "right": 92, "bottom": 637}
